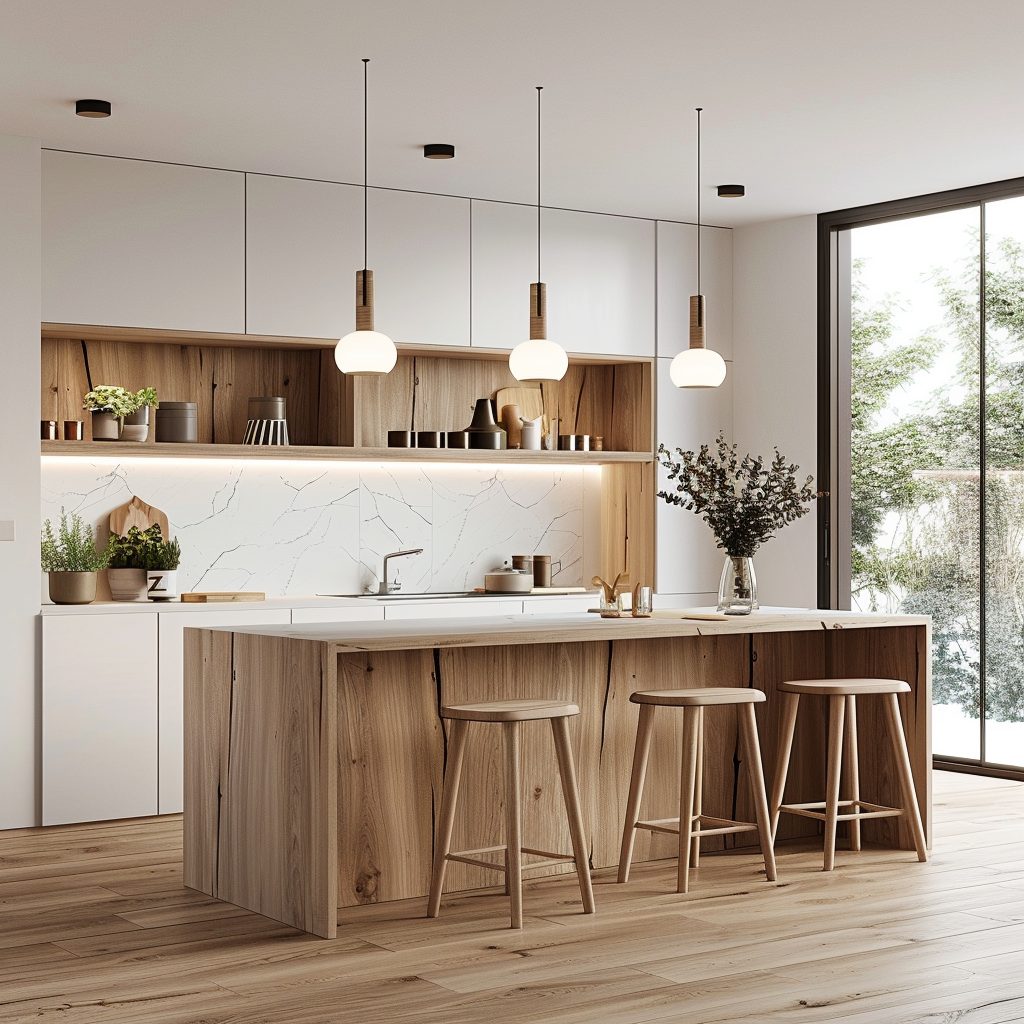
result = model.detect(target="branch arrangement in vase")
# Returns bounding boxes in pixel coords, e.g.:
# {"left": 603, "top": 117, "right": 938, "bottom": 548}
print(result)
{"left": 658, "top": 433, "right": 817, "bottom": 613}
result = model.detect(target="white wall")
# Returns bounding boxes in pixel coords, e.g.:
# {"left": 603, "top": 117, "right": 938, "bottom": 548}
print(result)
{"left": 732, "top": 214, "right": 818, "bottom": 609}
{"left": 0, "top": 136, "right": 41, "bottom": 829}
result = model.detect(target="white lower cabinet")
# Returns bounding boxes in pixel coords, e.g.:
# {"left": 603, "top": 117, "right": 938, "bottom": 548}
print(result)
{"left": 383, "top": 599, "right": 523, "bottom": 620}
{"left": 157, "top": 609, "right": 290, "bottom": 814}
{"left": 43, "top": 614, "right": 159, "bottom": 826}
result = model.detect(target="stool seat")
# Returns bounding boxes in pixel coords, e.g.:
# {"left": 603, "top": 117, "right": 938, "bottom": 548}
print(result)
{"left": 630, "top": 687, "right": 766, "bottom": 707}
{"left": 779, "top": 678, "right": 910, "bottom": 697}
{"left": 441, "top": 699, "right": 580, "bottom": 722}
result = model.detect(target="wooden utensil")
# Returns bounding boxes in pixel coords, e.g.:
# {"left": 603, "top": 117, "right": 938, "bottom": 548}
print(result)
{"left": 109, "top": 496, "right": 170, "bottom": 539}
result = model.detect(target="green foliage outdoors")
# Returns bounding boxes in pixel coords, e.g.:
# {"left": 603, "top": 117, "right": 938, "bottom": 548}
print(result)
{"left": 658, "top": 433, "right": 816, "bottom": 557}
{"left": 40, "top": 509, "right": 108, "bottom": 572}
{"left": 108, "top": 524, "right": 180, "bottom": 570}
{"left": 851, "top": 235, "right": 1024, "bottom": 724}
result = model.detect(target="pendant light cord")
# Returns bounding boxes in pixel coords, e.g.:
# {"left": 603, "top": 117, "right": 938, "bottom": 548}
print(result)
{"left": 696, "top": 106, "right": 702, "bottom": 296}
{"left": 363, "top": 59, "right": 369, "bottom": 276}
{"left": 537, "top": 86, "right": 543, "bottom": 283}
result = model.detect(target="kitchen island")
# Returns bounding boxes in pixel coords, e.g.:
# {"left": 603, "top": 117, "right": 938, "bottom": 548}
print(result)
{"left": 182, "top": 609, "right": 930, "bottom": 938}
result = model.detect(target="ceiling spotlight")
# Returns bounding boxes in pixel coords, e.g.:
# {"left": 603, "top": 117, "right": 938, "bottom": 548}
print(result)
{"left": 423, "top": 143, "right": 455, "bottom": 159}
{"left": 717, "top": 184, "right": 745, "bottom": 198}
{"left": 75, "top": 99, "right": 111, "bottom": 118}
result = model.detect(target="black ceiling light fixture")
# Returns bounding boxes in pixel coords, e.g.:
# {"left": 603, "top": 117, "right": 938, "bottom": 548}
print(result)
{"left": 75, "top": 99, "right": 111, "bottom": 118}
{"left": 423, "top": 143, "right": 455, "bottom": 159}
{"left": 717, "top": 184, "right": 745, "bottom": 197}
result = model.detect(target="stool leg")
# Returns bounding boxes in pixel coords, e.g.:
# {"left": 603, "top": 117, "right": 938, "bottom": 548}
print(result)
{"left": 883, "top": 692, "right": 928, "bottom": 863}
{"left": 824, "top": 695, "right": 847, "bottom": 871}
{"left": 617, "top": 703, "right": 656, "bottom": 883}
{"left": 739, "top": 702, "right": 777, "bottom": 883}
{"left": 551, "top": 716, "right": 596, "bottom": 915}
{"left": 503, "top": 720, "right": 524, "bottom": 929}
{"left": 769, "top": 692, "right": 800, "bottom": 841}
{"left": 844, "top": 694, "right": 861, "bottom": 852}
{"left": 677, "top": 706, "right": 701, "bottom": 894}
{"left": 427, "top": 718, "right": 470, "bottom": 918}
{"left": 690, "top": 708, "right": 705, "bottom": 869}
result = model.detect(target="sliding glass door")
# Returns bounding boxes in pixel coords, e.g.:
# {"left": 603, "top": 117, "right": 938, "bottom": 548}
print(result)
{"left": 834, "top": 187, "right": 1024, "bottom": 773}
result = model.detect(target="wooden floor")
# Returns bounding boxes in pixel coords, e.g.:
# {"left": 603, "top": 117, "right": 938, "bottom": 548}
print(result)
{"left": 1, "top": 771, "right": 1023, "bottom": 1024}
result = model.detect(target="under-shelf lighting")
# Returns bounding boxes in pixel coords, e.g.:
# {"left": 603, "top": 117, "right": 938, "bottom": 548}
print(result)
{"left": 669, "top": 108, "right": 727, "bottom": 390}
{"left": 335, "top": 59, "right": 397, "bottom": 377}
{"left": 509, "top": 87, "right": 568, "bottom": 384}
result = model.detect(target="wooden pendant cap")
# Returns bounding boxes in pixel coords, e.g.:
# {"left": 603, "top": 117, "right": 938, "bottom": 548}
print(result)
{"left": 689, "top": 294, "right": 706, "bottom": 349}
{"left": 356, "top": 270, "right": 374, "bottom": 331}
{"left": 530, "top": 281, "right": 547, "bottom": 340}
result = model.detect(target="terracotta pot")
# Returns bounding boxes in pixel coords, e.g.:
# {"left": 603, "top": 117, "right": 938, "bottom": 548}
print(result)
{"left": 90, "top": 410, "right": 121, "bottom": 441}
{"left": 48, "top": 571, "right": 97, "bottom": 605}
{"left": 107, "top": 567, "right": 148, "bottom": 601}
{"left": 121, "top": 406, "right": 150, "bottom": 443}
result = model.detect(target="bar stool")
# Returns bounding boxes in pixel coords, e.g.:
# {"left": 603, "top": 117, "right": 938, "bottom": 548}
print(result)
{"left": 617, "top": 688, "right": 777, "bottom": 894}
{"left": 769, "top": 678, "right": 928, "bottom": 870}
{"left": 426, "top": 698, "right": 596, "bottom": 929}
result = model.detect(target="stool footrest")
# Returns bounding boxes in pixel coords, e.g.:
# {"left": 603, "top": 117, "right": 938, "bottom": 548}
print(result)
{"left": 635, "top": 814, "right": 760, "bottom": 839}
{"left": 445, "top": 845, "right": 578, "bottom": 875}
{"left": 779, "top": 799, "right": 904, "bottom": 824}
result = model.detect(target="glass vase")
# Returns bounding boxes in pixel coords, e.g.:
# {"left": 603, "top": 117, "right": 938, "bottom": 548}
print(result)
{"left": 718, "top": 555, "right": 758, "bottom": 615}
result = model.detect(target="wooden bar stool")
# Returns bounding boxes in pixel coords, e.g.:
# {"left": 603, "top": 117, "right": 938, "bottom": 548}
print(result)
{"left": 426, "top": 698, "right": 596, "bottom": 929}
{"left": 769, "top": 678, "right": 928, "bottom": 870}
{"left": 617, "top": 688, "right": 777, "bottom": 894}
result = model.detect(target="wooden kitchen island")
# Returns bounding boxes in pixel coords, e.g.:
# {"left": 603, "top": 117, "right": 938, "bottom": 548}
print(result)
{"left": 182, "top": 609, "right": 930, "bottom": 938}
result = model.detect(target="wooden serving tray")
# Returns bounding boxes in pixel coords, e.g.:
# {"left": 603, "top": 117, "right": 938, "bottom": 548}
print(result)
{"left": 181, "top": 592, "right": 266, "bottom": 603}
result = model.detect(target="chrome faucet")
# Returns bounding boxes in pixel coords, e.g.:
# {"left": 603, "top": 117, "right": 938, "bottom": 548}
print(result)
{"left": 377, "top": 548, "right": 424, "bottom": 595}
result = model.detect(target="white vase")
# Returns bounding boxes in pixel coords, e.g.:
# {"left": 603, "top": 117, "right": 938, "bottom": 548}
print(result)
{"left": 146, "top": 569, "right": 179, "bottom": 601}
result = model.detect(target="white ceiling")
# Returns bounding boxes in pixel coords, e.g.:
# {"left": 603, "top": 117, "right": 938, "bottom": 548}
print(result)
{"left": 2, "top": 0, "right": 1023, "bottom": 227}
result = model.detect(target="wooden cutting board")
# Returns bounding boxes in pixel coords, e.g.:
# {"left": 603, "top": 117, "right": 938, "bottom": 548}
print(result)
{"left": 109, "top": 496, "right": 170, "bottom": 539}
{"left": 181, "top": 592, "right": 266, "bottom": 603}
{"left": 495, "top": 386, "right": 546, "bottom": 436}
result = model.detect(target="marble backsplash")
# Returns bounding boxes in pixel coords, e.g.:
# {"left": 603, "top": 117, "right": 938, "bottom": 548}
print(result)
{"left": 41, "top": 458, "right": 599, "bottom": 596}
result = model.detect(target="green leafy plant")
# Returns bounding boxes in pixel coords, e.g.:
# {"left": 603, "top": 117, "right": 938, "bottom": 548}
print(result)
{"left": 82, "top": 385, "right": 135, "bottom": 418}
{"left": 658, "top": 433, "right": 817, "bottom": 558}
{"left": 137, "top": 524, "right": 181, "bottom": 571}
{"left": 41, "top": 509, "right": 108, "bottom": 572}
{"left": 130, "top": 387, "right": 159, "bottom": 412}
{"left": 106, "top": 525, "right": 156, "bottom": 569}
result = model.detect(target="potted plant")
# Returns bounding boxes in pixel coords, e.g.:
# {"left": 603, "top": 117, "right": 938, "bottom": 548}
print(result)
{"left": 121, "top": 387, "right": 159, "bottom": 443}
{"left": 82, "top": 385, "right": 135, "bottom": 441}
{"left": 143, "top": 525, "right": 182, "bottom": 601}
{"left": 106, "top": 525, "right": 156, "bottom": 601}
{"left": 658, "top": 433, "right": 817, "bottom": 614}
{"left": 41, "top": 509, "right": 108, "bottom": 604}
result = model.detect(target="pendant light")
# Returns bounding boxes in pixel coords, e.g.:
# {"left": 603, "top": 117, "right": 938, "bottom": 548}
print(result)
{"left": 669, "top": 108, "right": 727, "bottom": 389}
{"left": 334, "top": 59, "right": 397, "bottom": 376}
{"left": 509, "top": 87, "right": 569, "bottom": 384}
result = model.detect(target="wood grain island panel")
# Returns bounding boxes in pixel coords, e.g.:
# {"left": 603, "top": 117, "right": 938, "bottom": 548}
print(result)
{"left": 182, "top": 610, "right": 931, "bottom": 938}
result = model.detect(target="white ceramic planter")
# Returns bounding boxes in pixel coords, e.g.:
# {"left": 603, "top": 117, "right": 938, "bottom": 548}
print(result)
{"left": 146, "top": 569, "right": 179, "bottom": 601}
{"left": 108, "top": 567, "right": 149, "bottom": 601}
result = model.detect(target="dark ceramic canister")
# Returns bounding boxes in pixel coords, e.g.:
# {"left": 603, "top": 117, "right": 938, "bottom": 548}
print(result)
{"left": 446, "top": 430, "right": 470, "bottom": 448}
{"left": 416, "top": 431, "right": 445, "bottom": 449}
{"left": 532, "top": 554, "right": 552, "bottom": 588}
{"left": 242, "top": 396, "right": 289, "bottom": 445}
{"left": 387, "top": 430, "right": 415, "bottom": 448}
{"left": 466, "top": 398, "right": 507, "bottom": 450}
{"left": 155, "top": 402, "right": 198, "bottom": 443}
{"left": 558, "top": 434, "right": 576, "bottom": 451}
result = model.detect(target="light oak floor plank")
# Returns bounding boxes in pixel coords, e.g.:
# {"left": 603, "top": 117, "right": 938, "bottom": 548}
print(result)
{"left": 0, "top": 771, "right": 1020, "bottom": 1023}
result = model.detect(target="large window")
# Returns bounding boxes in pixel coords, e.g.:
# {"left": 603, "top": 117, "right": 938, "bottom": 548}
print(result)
{"left": 821, "top": 180, "right": 1024, "bottom": 776}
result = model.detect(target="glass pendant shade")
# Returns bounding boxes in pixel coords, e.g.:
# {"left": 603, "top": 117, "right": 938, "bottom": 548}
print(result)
{"left": 509, "top": 337, "right": 568, "bottom": 383}
{"left": 669, "top": 345, "right": 727, "bottom": 388}
{"left": 334, "top": 330, "right": 397, "bottom": 376}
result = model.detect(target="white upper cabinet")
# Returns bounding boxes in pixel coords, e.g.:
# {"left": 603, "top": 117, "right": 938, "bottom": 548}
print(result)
{"left": 42, "top": 151, "right": 245, "bottom": 332}
{"left": 246, "top": 175, "right": 470, "bottom": 346}
{"left": 657, "top": 222, "right": 733, "bottom": 360}
{"left": 472, "top": 200, "right": 655, "bottom": 357}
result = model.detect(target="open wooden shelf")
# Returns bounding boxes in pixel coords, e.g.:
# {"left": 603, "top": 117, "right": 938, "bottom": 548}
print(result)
{"left": 41, "top": 440, "right": 653, "bottom": 465}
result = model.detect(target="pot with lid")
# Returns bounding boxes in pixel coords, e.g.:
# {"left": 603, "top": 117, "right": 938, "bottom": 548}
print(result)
{"left": 483, "top": 566, "right": 534, "bottom": 593}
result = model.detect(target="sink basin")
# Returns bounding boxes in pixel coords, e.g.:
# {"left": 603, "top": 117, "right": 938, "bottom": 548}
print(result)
{"left": 318, "top": 592, "right": 481, "bottom": 601}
